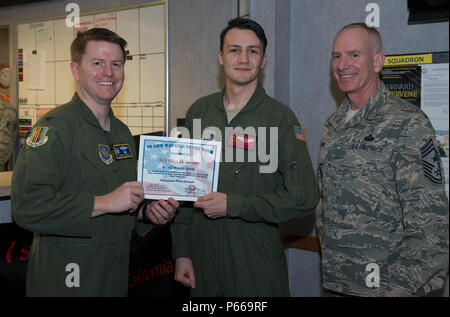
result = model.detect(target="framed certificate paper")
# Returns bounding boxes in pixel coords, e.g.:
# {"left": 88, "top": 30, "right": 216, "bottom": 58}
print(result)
{"left": 138, "top": 136, "right": 221, "bottom": 201}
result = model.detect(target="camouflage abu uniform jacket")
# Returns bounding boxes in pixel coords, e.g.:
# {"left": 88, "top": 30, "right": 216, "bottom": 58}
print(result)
{"left": 0, "top": 101, "right": 17, "bottom": 170}
{"left": 316, "top": 82, "right": 449, "bottom": 296}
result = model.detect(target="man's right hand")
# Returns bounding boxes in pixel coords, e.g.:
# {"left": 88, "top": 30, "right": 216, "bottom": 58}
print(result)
{"left": 174, "top": 257, "right": 196, "bottom": 289}
{"left": 92, "top": 181, "right": 144, "bottom": 217}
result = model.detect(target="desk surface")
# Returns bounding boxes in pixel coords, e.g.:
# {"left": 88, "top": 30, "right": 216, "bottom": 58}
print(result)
{"left": 0, "top": 193, "right": 11, "bottom": 223}
{"left": 0, "top": 172, "right": 12, "bottom": 200}
{"left": 0, "top": 186, "right": 11, "bottom": 199}
{"left": 0, "top": 171, "right": 12, "bottom": 185}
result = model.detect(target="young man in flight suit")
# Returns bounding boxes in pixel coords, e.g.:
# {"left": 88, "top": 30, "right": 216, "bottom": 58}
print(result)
{"left": 11, "top": 28, "right": 179, "bottom": 296}
{"left": 171, "top": 17, "right": 319, "bottom": 296}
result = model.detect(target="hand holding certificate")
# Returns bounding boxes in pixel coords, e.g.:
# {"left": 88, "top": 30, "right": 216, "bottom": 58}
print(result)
{"left": 137, "top": 136, "right": 221, "bottom": 201}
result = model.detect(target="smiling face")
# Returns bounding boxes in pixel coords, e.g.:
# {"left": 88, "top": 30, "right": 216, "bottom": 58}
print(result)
{"left": 331, "top": 27, "right": 384, "bottom": 108}
{"left": 219, "top": 28, "right": 267, "bottom": 88}
{"left": 70, "top": 40, "right": 124, "bottom": 109}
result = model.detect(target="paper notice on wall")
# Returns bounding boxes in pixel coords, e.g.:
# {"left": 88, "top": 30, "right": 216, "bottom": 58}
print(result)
{"left": 27, "top": 51, "right": 46, "bottom": 90}
{"left": 421, "top": 63, "right": 449, "bottom": 197}
{"left": 18, "top": 106, "right": 34, "bottom": 136}
{"left": 421, "top": 63, "right": 449, "bottom": 130}
{"left": 95, "top": 12, "right": 116, "bottom": 31}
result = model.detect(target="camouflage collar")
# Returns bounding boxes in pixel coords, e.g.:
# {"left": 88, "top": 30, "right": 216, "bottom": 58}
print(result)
{"left": 358, "top": 81, "right": 389, "bottom": 121}
{"left": 327, "top": 81, "right": 389, "bottom": 129}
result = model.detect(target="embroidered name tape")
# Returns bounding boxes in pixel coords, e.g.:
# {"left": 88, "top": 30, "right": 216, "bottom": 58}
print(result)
{"left": 227, "top": 133, "right": 256, "bottom": 150}
{"left": 26, "top": 127, "right": 49, "bottom": 148}
{"left": 113, "top": 144, "right": 133, "bottom": 160}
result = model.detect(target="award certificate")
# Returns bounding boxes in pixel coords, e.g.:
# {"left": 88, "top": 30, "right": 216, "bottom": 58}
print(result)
{"left": 138, "top": 135, "right": 221, "bottom": 201}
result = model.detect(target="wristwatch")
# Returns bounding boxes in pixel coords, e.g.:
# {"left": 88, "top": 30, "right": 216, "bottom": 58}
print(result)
{"left": 141, "top": 202, "right": 153, "bottom": 224}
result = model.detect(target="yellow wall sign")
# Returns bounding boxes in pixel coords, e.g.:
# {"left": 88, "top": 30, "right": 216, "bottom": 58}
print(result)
{"left": 385, "top": 54, "right": 433, "bottom": 66}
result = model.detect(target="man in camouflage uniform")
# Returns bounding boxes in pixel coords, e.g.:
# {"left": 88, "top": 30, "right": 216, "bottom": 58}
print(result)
{"left": 316, "top": 23, "right": 449, "bottom": 296}
{"left": 0, "top": 98, "right": 17, "bottom": 171}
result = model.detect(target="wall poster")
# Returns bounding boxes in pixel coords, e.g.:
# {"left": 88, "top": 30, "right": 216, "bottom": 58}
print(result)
{"left": 381, "top": 52, "right": 449, "bottom": 196}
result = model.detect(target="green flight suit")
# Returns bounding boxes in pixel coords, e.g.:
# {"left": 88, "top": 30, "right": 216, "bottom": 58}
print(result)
{"left": 11, "top": 94, "right": 140, "bottom": 296}
{"left": 171, "top": 84, "right": 319, "bottom": 296}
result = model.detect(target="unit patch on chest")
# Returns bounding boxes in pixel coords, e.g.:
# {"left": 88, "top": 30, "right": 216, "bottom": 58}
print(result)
{"left": 202, "top": 130, "right": 216, "bottom": 141}
{"left": 99, "top": 144, "right": 113, "bottom": 165}
{"left": 113, "top": 144, "right": 133, "bottom": 160}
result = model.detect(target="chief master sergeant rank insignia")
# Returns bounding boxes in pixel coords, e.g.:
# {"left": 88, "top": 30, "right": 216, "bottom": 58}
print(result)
{"left": 421, "top": 138, "right": 443, "bottom": 185}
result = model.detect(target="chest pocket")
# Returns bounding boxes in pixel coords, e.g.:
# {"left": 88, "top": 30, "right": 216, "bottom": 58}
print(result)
{"left": 343, "top": 142, "right": 391, "bottom": 177}
{"left": 77, "top": 145, "right": 113, "bottom": 193}
{"left": 76, "top": 139, "right": 135, "bottom": 194}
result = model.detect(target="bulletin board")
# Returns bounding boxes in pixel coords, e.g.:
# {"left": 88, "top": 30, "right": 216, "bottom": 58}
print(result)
{"left": 381, "top": 51, "right": 449, "bottom": 196}
{"left": 16, "top": 1, "right": 168, "bottom": 137}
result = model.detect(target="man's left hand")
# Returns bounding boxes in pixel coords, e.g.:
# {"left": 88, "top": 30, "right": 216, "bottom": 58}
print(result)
{"left": 194, "top": 192, "right": 227, "bottom": 219}
{"left": 147, "top": 198, "right": 179, "bottom": 224}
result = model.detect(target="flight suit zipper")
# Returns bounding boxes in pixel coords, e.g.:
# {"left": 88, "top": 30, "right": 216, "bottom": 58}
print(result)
{"left": 289, "top": 161, "right": 297, "bottom": 181}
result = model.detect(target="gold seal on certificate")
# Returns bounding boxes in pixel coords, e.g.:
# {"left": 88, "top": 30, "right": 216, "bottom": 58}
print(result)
{"left": 137, "top": 136, "right": 221, "bottom": 201}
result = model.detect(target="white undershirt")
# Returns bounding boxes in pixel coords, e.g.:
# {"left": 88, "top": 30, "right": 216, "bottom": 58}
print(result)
{"left": 225, "top": 107, "right": 241, "bottom": 123}
{"left": 224, "top": 95, "right": 242, "bottom": 123}
{"left": 345, "top": 107, "right": 361, "bottom": 124}
{"left": 102, "top": 119, "right": 110, "bottom": 132}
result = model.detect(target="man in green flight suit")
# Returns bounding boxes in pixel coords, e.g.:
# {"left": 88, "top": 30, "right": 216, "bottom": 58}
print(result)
{"left": 171, "top": 17, "right": 319, "bottom": 296}
{"left": 11, "top": 28, "right": 179, "bottom": 296}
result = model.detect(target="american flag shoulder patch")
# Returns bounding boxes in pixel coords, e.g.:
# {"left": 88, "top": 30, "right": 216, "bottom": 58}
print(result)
{"left": 421, "top": 138, "right": 443, "bottom": 185}
{"left": 294, "top": 125, "right": 307, "bottom": 143}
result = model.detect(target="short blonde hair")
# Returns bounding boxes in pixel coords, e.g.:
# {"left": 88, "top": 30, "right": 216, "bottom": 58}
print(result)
{"left": 338, "top": 23, "right": 382, "bottom": 53}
